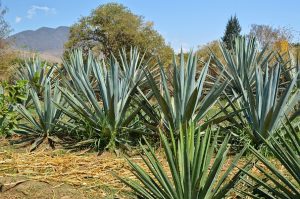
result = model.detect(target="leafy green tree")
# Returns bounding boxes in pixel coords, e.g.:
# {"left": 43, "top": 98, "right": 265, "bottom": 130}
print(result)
{"left": 64, "top": 3, "right": 173, "bottom": 63}
{"left": 222, "top": 15, "right": 241, "bottom": 50}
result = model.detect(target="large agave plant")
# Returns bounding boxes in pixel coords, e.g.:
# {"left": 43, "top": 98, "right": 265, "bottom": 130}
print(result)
{"left": 145, "top": 51, "right": 227, "bottom": 132}
{"left": 15, "top": 79, "right": 64, "bottom": 151}
{"left": 58, "top": 48, "right": 147, "bottom": 151}
{"left": 120, "top": 124, "right": 248, "bottom": 199}
{"left": 239, "top": 120, "right": 300, "bottom": 198}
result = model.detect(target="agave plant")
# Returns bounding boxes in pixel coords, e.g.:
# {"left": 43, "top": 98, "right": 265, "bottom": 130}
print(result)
{"left": 239, "top": 120, "right": 300, "bottom": 198}
{"left": 15, "top": 79, "right": 64, "bottom": 151}
{"left": 210, "top": 37, "right": 300, "bottom": 144}
{"left": 119, "top": 124, "right": 248, "bottom": 199}
{"left": 242, "top": 63, "right": 300, "bottom": 145}
{"left": 206, "top": 37, "right": 271, "bottom": 131}
{"left": 216, "top": 63, "right": 300, "bottom": 145}
{"left": 145, "top": 51, "right": 227, "bottom": 132}
{"left": 58, "top": 48, "right": 147, "bottom": 151}
{"left": 211, "top": 36, "right": 272, "bottom": 97}
{"left": 16, "top": 57, "right": 56, "bottom": 95}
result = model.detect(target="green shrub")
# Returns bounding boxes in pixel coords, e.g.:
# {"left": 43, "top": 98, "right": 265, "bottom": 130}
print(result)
{"left": 0, "top": 80, "right": 27, "bottom": 136}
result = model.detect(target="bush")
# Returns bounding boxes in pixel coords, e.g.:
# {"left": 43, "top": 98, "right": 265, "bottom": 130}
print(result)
{"left": 0, "top": 80, "right": 27, "bottom": 136}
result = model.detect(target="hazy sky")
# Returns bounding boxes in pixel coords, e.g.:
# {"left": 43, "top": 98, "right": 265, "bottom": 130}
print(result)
{"left": 3, "top": 0, "right": 300, "bottom": 51}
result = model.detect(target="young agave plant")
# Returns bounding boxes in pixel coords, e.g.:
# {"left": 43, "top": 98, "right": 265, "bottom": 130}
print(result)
{"left": 239, "top": 120, "right": 300, "bottom": 198}
{"left": 119, "top": 124, "right": 248, "bottom": 199}
{"left": 15, "top": 79, "right": 63, "bottom": 151}
{"left": 145, "top": 51, "right": 227, "bottom": 132}
{"left": 58, "top": 48, "right": 146, "bottom": 151}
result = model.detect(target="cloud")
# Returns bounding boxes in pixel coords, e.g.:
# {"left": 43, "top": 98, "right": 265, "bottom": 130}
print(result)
{"left": 27, "top": 5, "right": 56, "bottom": 19}
{"left": 15, "top": 16, "right": 22, "bottom": 23}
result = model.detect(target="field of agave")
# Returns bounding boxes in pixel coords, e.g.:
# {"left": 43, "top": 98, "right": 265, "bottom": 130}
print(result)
{"left": 0, "top": 37, "right": 300, "bottom": 198}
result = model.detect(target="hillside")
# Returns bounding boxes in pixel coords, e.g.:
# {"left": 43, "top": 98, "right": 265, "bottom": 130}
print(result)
{"left": 9, "top": 26, "right": 70, "bottom": 61}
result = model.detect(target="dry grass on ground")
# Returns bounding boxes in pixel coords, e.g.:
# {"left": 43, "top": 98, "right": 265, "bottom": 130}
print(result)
{"left": 0, "top": 138, "right": 288, "bottom": 199}
{"left": 0, "top": 138, "right": 168, "bottom": 199}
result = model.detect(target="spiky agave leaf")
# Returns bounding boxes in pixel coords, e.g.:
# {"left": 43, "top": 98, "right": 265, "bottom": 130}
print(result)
{"left": 238, "top": 120, "right": 300, "bottom": 198}
{"left": 119, "top": 124, "right": 249, "bottom": 199}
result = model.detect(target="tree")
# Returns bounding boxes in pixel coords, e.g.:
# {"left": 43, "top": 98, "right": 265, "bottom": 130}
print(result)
{"left": 249, "top": 24, "right": 293, "bottom": 47}
{"left": 0, "top": 1, "right": 10, "bottom": 48}
{"left": 197, "top": 40, "right": 223, "bottom": 62}
{"left": 222, "top": 15, "right": 241, "bottom": 50}
{"left": 64, "top": 3, "right": 173, "bottom": 63}
{"left": 0, "top": 1, "right": 16, "bottom": 81}
{"left": 196, "top": 40, "right": 224, "bottom": 77}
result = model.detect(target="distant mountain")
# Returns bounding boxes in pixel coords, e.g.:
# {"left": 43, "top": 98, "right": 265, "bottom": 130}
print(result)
{"left": 9, "top": 26, "right": 70, "bottom": 60}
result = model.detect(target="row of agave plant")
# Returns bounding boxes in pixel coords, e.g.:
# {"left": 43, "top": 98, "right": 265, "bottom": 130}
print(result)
{"left": 1, "top": 36, "right": 299, "bottom": 198}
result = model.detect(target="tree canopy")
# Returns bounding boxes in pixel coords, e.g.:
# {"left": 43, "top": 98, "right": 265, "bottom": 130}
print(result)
{"left": 222, "top": 15, "right": 241, "bottom": 50}
{"left": 64, "top": 3, "right": 173, "bottom": 63}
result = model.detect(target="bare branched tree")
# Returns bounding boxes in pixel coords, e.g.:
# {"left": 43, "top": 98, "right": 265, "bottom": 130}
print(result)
{"left": 0, "top": 1, "right": 11, "bottom": 50}
{"left": 249, "top": 24, "right": 294, "bottom": 47}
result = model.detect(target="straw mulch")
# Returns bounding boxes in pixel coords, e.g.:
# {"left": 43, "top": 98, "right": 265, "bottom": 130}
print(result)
{"left": 0, "top": 140, "right": 165, "bottom": 198}
{"left": 0, "top": 138, "right": 287, "bottom": 199}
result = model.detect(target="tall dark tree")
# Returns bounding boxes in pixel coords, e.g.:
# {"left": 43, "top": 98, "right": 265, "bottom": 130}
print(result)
{"left": 222, "top": 15, "right": 241, "bottom": 50}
